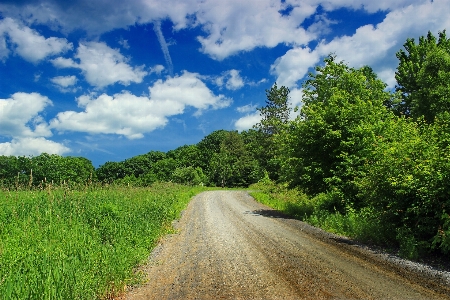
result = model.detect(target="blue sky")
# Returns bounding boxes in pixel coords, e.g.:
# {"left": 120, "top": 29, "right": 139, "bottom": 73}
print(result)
{"left": 0, "top": 0, "right": 449, "bottom": 168}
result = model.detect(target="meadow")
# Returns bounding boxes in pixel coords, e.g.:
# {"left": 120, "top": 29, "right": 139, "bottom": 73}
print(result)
{"left": 0, "top": 183, "right": 208, "bottom": 299}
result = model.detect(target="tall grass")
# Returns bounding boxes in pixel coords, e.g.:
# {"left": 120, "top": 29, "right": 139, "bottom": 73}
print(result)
{"left": 0, "top": 183, "right": 207, "bottom": 299}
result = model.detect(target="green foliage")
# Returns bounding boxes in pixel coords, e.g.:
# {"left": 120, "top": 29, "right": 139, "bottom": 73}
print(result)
{"left": 0, "top": 154, "right": 95, "bottom": 188}
{"left": 356, "top": 115, "right": 450, "bottom": 256}
{"left": 252, "top": 83, "right": 292, "bottom": 180}
{"left": 196, "top": 129, "right": 229, "bottom": 171}
{"left": 396, "top": 30, "right": 450, "bottom": 121}
{"left": 152, "top": 158, "right": 179, "bottom": 182}
{"left": 0, "top": 184, "right": 208, "bottom": 299}
{"left": 96, "top": 161, "right": 128, "bottom": 183}
{"left": 250, "top": 180, "right": 394, "bottom": 246}
{"left": 254, "top": 83, "right": 291, "bottom": 135}
{"left": 208, "top": 131, "right": 263, "bottom": 187}
{"left": 167, "top": 145, "right": 202, "bottom": 169}
{"left": 172, "top": 166, "right": 208, "bottom": 186}
{"left": 280, "top": 55, "right": 393, "bottom": 202}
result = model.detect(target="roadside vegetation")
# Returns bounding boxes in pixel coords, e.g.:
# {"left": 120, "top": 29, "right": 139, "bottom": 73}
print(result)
{"left": 0, "top": 30, "right": 450, "bottom": 298}
{"left": 0, "top": 183, "right": 208, "bottom": 299}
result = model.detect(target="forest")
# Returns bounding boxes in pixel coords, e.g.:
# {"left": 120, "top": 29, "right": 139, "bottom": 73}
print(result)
{"left": 2, "top": 30, "right": 450, "bottom": 260}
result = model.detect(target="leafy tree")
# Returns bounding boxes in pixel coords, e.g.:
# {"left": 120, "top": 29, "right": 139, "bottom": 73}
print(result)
{"left": 123, "top": 155, "right": 152, "bottom": 178}
{"left": 254, "top": 82, "right": 291, "bottom": 135}
{"left": 96, "top": 161, "right": 129, "bottom": 183}
{"left": 0, "top": 155, "right": 32, "bottom": 187}
{"left": 152, "top": 158, "right": 178, "bottom": 182}
{"left": 167, "top": 144, "right": 202, "bottom": 168}
{"left": 253, "top": 83, "right": 292, "bottom": 180}
{"left": 396, "top": 30, "right": 450, "bottom": 121}
{"left": 172, "top": 166, "right": 207, "bottom": 186}
{"left": 196, "top": 130, "right": 229, "bottom": 170}
{"left": 356, "top": 116, "right": 450, "bottom": 256}
{"left": 209, "top": 131, "right": 263, "bottom": 187}
{"left": 142, "top": 150, "right": 166, "bottom": 163}
{"left": 280, "top": 56, "right": 392, "bottom": 204}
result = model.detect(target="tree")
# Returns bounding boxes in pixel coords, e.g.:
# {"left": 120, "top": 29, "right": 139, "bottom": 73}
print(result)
{"left": 172, "top": 166, "right": 207, "bottom": 186}
{"left": 209, "top": 131, "right": 263, "bottom": 187}
{"left": 152, "top": 158, "right": 178, "bottom": 182}
{"left": 254, "top": 83, "right": 291, "bottom": 135}
{"left": 96, "top": 161, "right": 128, "bottom": 183}
{"left": 253, "top": 83, "right": 292, "bottom": 180}
{"left": 280, "top": 55, "right": 393, "bottom": 204}
{"left": 396, "top": 30, "right": 450, "bottom": 122}
{"left": 167, "top": 144, "right": 202, "bottom": 169}
{"left": 196, "top": 130, "right": 230, "bottom": 179}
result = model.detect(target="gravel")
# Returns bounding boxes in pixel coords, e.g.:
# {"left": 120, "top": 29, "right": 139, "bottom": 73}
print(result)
{"left": 124, "top": 191, "right": 450, "bottom": 299}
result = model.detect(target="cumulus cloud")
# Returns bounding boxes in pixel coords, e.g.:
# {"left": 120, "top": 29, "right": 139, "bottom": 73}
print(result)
{"left": 52, "top": 42, "right": 148, "bottom": 88}
{"left": 236, "top": 103, "right": 258, "bottom": 113}
{"left": 234, "top": 112, "right": 261, "bottom": 132}
{"left": 234, "top": 102, "right": 261, "bottom": 131}
{"left": 270, "top": 47, "right": 320, "bottom": 89}
{"left": 196, "top": 0, "right": 316, "bottom": 60}
{"left": 0, "top": 0, "right": 440, "bottom": 63}
{"left": 50, "top": 71, "right": 231, "bottom": 139}
{"left": 51, "top": 75, "right": 78, "bottom": 87}
{"left": 215, "top": 70, "right": 245, "bottom": 90}
{"left": 271, "top": 0, "right": 450, "bottom": 89}
{"left": 0, "top": 17, "right": 72, "bottom": 62}
{"left": 149, "top": 64, "right": 165, "bottom": 75}
{"left": 0, "top": 92, "right": 53, "bottom": 138}
{"left": 312, "top": 0, "right": 429, "bottom": 14}
{"left": 0, "top": 0, "right": 197, "bottom": 36}
{"left": 0, "top": 137, "right": 69, "bottom": 156}
{"left": 0, "top": 92, "right": 69, "bottom": 156}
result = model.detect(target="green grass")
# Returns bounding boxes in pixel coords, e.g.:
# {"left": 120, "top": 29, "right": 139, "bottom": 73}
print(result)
{"left": 0, "top": 183, "right": 208, "bottom": 299}
{"left": 249, "top": 181, "right": 394, "bottom": 247}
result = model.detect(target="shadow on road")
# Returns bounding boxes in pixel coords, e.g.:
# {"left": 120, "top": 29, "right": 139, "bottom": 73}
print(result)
{"left": 246, "top": 209, "right": 297, "bottom": 219}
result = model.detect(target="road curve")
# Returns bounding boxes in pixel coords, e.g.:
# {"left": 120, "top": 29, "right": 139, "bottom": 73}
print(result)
{"left": 125, "top": 191, "right": 450, "bottom": 300}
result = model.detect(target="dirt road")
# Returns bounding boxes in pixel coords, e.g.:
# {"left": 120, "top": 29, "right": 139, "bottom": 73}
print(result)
{"left": 125, "top": 191, "right": 450, "bottom": 299}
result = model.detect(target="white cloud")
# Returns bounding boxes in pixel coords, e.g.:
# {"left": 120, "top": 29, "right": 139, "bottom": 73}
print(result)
{"left": 150, "top": 71, "right": 232, "bottom": 114}
{"left": 0, "top": 0, "right": 316, "bottom": 60}
{"left": 310, "top": 0, "right": 429, "bottom": 14}
{"left": 149, "top": 64, "right": 165, "bottom": 75}
{"left": 196, "top": 0, "right": 316, "bottom": 60}
{"left": 215, "top": 69, "right": 245, "bottom": 90}
{"left": 50, "top": 71, "right": 231, "bottom": 139}
{"left": 0, "top": 92, "right": 53, "bottom": 138}
{"left": 271, "top": 47, "right": 320, "bottom": 89}
{"left": 272, "top": 0, "right": 450, "bottom": 89}
{"left": 0, "top": 17, "right": 72, "bottom": 63}
{"left": 0, "top": 92, "right": 69, "bottom": 156}
{"left": 0, "top": 0, "right": 440, "bottom": 64}
{"left": 52, "top": 42, "right": 148, "bottom": 88}
{"left": 289, "top": 88, "right": 303, "bottom": 119}
{"left": 237, "top": 103, "right": 258, "bottom": 113}
{"left": 0, "top": 137, "right": 69, "bottom": 156}
{"left": 0, "top": 0, "right": 197, "bottom": 36}
{"left": 234, "top": 112, "right": 261, "bottom": 132}
{"left": 51, "top": 75, "right": 78, "bottom": 88}
{"left": 51, "top": 57, "right": 77, "bottom": 68}
{"left": 118, "top": 37, "right": 130, "bottom": 49}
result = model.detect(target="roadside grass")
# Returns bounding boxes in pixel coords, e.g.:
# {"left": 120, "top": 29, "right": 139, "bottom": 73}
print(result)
{"left": 249, "top": 180, "right": 394, "bottom": 247}
{"left": 0, "top": 183, "right": 208, "bottom": 300}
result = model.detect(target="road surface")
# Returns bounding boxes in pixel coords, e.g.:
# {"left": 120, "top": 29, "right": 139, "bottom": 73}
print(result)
{"left": 125, "top": 191, "right": 450, "bottom": 299}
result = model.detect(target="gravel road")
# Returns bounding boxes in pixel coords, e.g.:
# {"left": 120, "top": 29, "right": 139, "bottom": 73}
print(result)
{"left": 125, "top": 190, "right": 450, "bottom": 299}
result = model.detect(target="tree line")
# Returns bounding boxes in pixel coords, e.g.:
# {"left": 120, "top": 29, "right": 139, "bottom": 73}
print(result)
{"left": 1, "top": 30, "right": 449, "bottom": 257}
